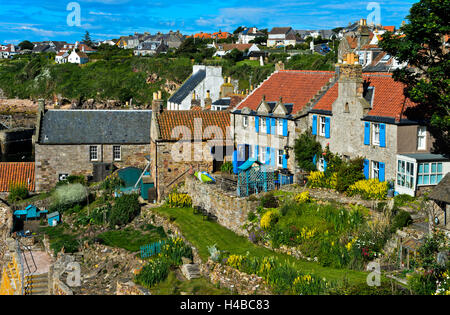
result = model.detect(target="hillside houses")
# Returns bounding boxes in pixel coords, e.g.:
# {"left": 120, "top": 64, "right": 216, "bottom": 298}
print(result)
{"left": 0, "top": 44, "right": 17, "bottom": 59}
{"left": 231, "top": 53, "right": 449, "bottom": 197}
{"left": 68, "top": 51, "right": 89, "bottom": 64}
{"left": 238, "top": 27, "right": 266, "bottom": 44}
{"left": 134, "top": 41, "right": 168, "bottom": 56}
{"left": 267, "top": 27, "right": 299, "bottom": 47}
{"left": 213, "top": 43, "right": 260, "bottom": 57}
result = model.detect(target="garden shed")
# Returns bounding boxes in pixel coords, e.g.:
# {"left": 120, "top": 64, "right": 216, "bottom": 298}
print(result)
{"left": 117, "top": 167, "right": 154, "bottom": 201}
{"left": 428, "top": 173, "right": 450, "bottom": 229}
{"left": 237, "top": 158, "right": 275, "bottom": 197}
{"left": 47, "top": 211, "right": 60, "bottom": 227}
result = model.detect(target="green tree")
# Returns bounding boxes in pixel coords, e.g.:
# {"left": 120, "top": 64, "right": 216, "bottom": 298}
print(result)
{"left": 379, "top": 0, "right": 450, "bottom": 156}
{"left": 82, "top": 31, "right": 93, "bottom": 47}
{"left": 18, "top": 40, "right": 34, "bottom": 51}
{"left": 294, "top": 130, "right": 322, "bottom": 171}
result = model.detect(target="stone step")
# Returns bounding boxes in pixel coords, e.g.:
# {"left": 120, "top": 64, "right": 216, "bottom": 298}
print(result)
{"left": 180, "top": 264, "right": 201, "bottom": 280}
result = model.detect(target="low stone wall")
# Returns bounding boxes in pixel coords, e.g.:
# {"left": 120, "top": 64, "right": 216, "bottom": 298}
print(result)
{"left": 116, "top": 280, "right": 151, "bottom": 295}
{"left": 184, "top": 176, "right": 259, "bottom": 236}
{"left": 202, "top": 259, "right": 271, "bottom": 295}
{"left": 53, "top": 278, "right": 73, "bottom": 295}
{"left": 0, "top": 201, "right": 13, "bottom": 271}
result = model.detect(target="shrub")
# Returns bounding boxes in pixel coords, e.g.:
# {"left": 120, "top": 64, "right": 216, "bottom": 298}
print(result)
{"left": 167, "top": 193, "right": 192, "bottom": 208}
{"left": 208, "top": 244, "right": 220, "bottom": 262}
{"left": 260, "top": 210, "right": 279, "bottom": 230}
{"left": 260, "top": 192, "right": 278, "bottom": 208}
{"left": 51, "top": 183, "right": 88, "bottom": 212}
{"left": 294, "top": 130, "right": 322, "bottom": 171}
{"left": 100, "top": 174, "right": 124, "bottom": 193}
{"left": 334, "top": 158, "right": 365, "bottom": 193}
{"left": 347, "top": 179, "right": 388, "bottom": 200}
{"left": 8, "top": 182, "right": 28, "bottom": 202}
{"left": 294, "top": 191, "right": 311, "bottom": 203}
{"left": 307, "top": 171, "right": 326, "bottom": 188}
{"left": 109, "top": 193, "right": 140, "bottom": 227}
{"left": 391, "top": 210, "right": 413, "bottom": 232}
{"left": 135, "top": 257, "right": 171, "bottom": 288}
{"left": 160, "top": 237, "right": 193, "bottom": 265}
{"left": 220, "top": 162, "right": 233, "bottom": 174}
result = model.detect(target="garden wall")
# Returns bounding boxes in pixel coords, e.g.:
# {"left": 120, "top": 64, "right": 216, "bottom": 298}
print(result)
{"left": 184, "top": 176, "right": 259, "bottom": 236}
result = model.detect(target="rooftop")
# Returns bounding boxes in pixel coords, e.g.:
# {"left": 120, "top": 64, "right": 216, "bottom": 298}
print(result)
{"left": 0, "top": 162, "right": 35, "bottom": 192}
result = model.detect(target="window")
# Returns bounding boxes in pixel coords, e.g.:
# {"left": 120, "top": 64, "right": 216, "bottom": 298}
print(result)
{"left": 418, "top": 162, "right": 443, "bottom": 185}
{"left": 277, "top": 150, "right": 284, "bottom": 167}
{"left": 260, "top": 146, "right": 266, "bottom": 164}
{"left": 277, "top": 119, "right": 283, "bottom": 136}
{"left": 243, "top": 116, "right": 249, "bottom": 128}
{"left": 113, "top": 146, "right": 121, "bottom": 161}
{"left": 372, "top": 161, "right": 380, "bottom": 180}
{"left": 417, "top": 126, "right": 426, "bottom": 150}
{"left": 90, "top": 146, "right": 98, "bottom": 161}
{"left": 319, "top": 117, "right": 326, "bottom": 136}
{"left": 261, "top": 118, "right": 266, "bottom": 133}
{"left": 372, "top": 123, "right": 380, "bottom": 146}
{"left": 397, "top": 160, "right": 415, "bottom": 189}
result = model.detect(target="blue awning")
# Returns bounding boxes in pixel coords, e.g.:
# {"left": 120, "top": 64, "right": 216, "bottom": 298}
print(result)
{"left": 238, "top": 158, "right": 261, "bottom": 171}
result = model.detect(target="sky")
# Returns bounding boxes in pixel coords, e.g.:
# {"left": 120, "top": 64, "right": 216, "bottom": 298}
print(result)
{"left": 0, "top": 0, "right": 418, "bottom": 44}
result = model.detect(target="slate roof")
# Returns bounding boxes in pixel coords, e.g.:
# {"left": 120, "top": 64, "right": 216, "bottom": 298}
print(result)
{"left": 269, "top": 27, "right": 293, "bottom": 35}
{"left": 235, "top": 70, "right": 335, "bottom": 115}
{"left": 0, "top": 162, "right": 35, "bottom": 192}
{"left": 156, "top": 110, "right": 230, "bottom": 141}
{"left": 39, "top": 110, "right": 152, "bottom": 145}
{"left": 168, "top": 70, "right": 206, "bottom": 104}
{"left": 312, "top": 73, "right": 416, "bottom": 121}
{"left": 219, "top": 44, "right": 254, "bottom": 52}
{"left": 428, "top": 173, "right": 450, "bottom": 204}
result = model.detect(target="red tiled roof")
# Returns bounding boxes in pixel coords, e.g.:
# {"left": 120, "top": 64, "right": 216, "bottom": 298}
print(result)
{"left": 0, "top": 162, "right": 35, "bottom": 192}
{"left": 313, "top": 73, "right": 416, "bottom": 120}
{"left": 235, "top": 70, "right": 335, "bottom": 114}
{"left": 220, "top": 44, "right": 253, "bottom": 52}
{"left": 156, "top": 111, "right": 230, "bottom": 141}
{"left": 383, "top": 26, "right": 395, "bottom": 32}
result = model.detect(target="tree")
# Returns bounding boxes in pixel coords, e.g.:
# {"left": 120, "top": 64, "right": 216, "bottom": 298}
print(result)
{"left": 294, "top": 130, "right": 322, "bottom": 171}
{"left": 233, "top": 26, "right": 245, "bottom": 35}
{"left": 18, "top": 40, "right": 34, "bottom": 51}
{"left": 82, "top": 31, "right": 93, "bottom": 47}
{"left": 379, "top": 0, "right": 449, "bottom": 156}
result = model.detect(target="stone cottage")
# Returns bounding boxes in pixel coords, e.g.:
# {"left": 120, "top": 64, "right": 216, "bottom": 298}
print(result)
{"left": 231, "top": 53, "right": 449, "bottom": 196}
{"left": 167, "top": 65, "right": 226, "bottom": 110}
{"left": 35, "top": 102, "right": 152, "bottom": 192}
{"left": 150, "top": 97, "right": 232, "bottom": 200}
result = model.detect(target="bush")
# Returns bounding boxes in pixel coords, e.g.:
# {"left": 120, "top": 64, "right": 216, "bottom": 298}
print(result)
{"left": 347, "top": 179, "right": 388, "bottom": 200}
{"left": 51, "top": 183, "right": 88, "bottom": 212}
{"left": 135, "top": 257, "right": 171, "bottom": 288}
{"left": 260, "top": 192, "right": 278, "bottom": 208}
{"left": 260, "top": 210, "right": 279, "bottom": 230}
{"left": 294, "top": 191, "right": 311, "bottom": 203}
{"left": 8, "top": 182, "right": 28, "bottom": 202}
{"left": 294, "top": 130, "right": 322, "bottom": 171}
{"left": 109, "top": 193, "right": 140, "bottom": 227}
{"left": 391, "top": 210, "right": 413, "bottom": 232}
{"left": 220, "top": 162, "right": 233, "bottom": 174}
{"left": 167, "top": 193, "right": 192, "bottom": 208}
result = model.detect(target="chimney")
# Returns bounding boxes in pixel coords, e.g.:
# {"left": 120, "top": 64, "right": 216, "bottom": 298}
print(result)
{"left": 204, "top": 91, "right": 212, "bottom": 108}
{"left": 338, "top": 53, "right": 364, "bottom": 98}
{"left": 152, "top": 91, "right": 164, "bottom": 114}
{"left": 275, "top": 61, "right": 285, "bottom": 71}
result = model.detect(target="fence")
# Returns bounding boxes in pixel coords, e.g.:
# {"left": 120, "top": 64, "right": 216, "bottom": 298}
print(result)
{"left": 140, "top": 240, "right": 167, "bottom": 259}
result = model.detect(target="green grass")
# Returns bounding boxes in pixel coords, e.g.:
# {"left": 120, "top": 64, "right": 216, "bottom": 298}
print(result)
{"left": 150, "top": 270, "right": 232, "bottom": 295}
{"left": 151, "top": 206, "right": 369, "bottom": 285}
{"left": 97, "top": 226, "right": 167, "bottom": 252}
{"left": 236, "top": 60, "right": 261, "bottom": 67}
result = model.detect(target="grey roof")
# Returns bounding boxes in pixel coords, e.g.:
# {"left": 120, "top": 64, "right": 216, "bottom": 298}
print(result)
{"left": 400, "top": 153, "right": 449, "bottom": 162}
{"left": 168, "top": 70, "right": 206, "bottom": 104}
{"left": 428, "top": 173, "right": 450, "bottom": 203}
{"left": 212, "top": 98, "right": 231, "bottom": 106}
{"left": 39, "top": 110, "right": 152, "bottom": 145}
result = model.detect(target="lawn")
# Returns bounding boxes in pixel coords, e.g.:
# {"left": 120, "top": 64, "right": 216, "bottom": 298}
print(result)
{"left": 236, "top": 59, "right": 261, "bottom": 67}
{"left": 150, "top": 270, "right": 232, "bottom": 295}
{"left": 97, "top": 225, "right": 167, "bottom": 252}
{"left": 151, "top": 206, "right": 369, "bottom": 285}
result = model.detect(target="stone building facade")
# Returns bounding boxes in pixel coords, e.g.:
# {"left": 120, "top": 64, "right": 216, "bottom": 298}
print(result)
{"left": 35, "top": 108, "right": 152, "bottom": 192}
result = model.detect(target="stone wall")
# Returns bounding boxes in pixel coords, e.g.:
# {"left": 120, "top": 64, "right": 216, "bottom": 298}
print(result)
{"left": 116, "top": 281, "right": 151, "bottom": 295}
{"left": 0, "top": 200, "right": 13, "bottom": 271}
{"left": 35, "top": 143, "right": 150, "bottom": 192}
{"left": 184, "top": 176, "right": 259, "bottom": 236}
{"left": 202, "top": 260, "right": 271, "bottom": 295}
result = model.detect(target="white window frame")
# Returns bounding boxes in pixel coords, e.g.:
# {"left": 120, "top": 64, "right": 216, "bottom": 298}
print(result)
{"left": 319, "top": 116, "right": 326, "bottom": 137}
{"left": 261, "top": 118, "right": 266, "bottom": 133}
{"left": 243, "top": 116, "right": 249, "bottom": 128}
{"left": 113, "top": 146, "right": 121, "bottom": 161}
{"left": 372, "top": 123, "right": 380, "bottom": 146}
{"left": 417, "top": 162, "right": 443, "bottom": 186}
{"left": 277, "top": 150, "right": 284, "bottom": 167}
{"left": 397, "top": 159, "right": 415, "bottom": 189}
{"left": 417, "top": 126, "right": 427, "bottom": 150}
{"left": 277, "top": 119, "right": 283, "bottom": 136}
{"left": 90, "top": 146, "right": 98, "bottom": 161}
{"left": 372, "top": 161, "right": 380, "bottom": 180}
{"left": 260, "top": 146, "right": 266, "bottom": 164}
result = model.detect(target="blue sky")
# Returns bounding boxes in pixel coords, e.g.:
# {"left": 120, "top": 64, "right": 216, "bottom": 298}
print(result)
{"left": 0, "top": 0, "right": 417, "bottom": 44}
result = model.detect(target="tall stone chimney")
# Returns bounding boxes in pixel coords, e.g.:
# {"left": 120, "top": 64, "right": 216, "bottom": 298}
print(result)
{"left": 338, "top": 53, "right": 364, "bottom": 98}
{"left": 152, "top": 91, "right": 164, "bottom": 114}
{"left": 220, "top": 77, "right": 234, "bottom": 98}
{"left": 204, "top": 91, "right": 212, "bottom": 109}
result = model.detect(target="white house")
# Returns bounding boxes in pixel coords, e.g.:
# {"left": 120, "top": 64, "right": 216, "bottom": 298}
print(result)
{"left": 238, "top": 27, "right": 266, "bottom": 44}
{"left": 55, "top": 51, "right": 69, "bottom": 64}
{"left": 68, "top": 51, "right": 89, "bottom": 64}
